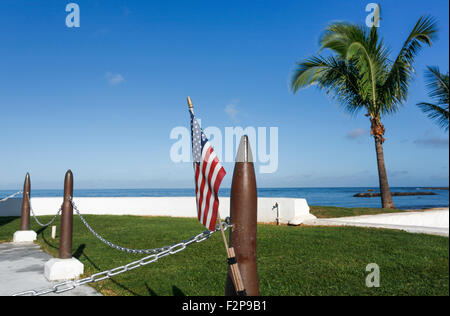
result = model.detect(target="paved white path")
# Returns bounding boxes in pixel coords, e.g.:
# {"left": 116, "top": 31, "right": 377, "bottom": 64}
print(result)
{"left": 0, "top": 243, "right": 101, "bottom": 296}
{"left": 304, "top": 208, "right": 449, "bottom": 237}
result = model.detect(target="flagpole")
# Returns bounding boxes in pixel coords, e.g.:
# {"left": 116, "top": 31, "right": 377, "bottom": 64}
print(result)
{"left": 187, "top": 96, "right": 246, "bottom": 295}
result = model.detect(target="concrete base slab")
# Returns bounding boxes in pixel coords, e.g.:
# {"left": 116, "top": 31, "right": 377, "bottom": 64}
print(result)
{"left": 0, "top": 243, "right": 100, "bottom": 296}
{"left": 44, "top": 258, "right": 84, "bottom": 281}
{"left": 13, "top": 231, "right": 37, "bottom": 243}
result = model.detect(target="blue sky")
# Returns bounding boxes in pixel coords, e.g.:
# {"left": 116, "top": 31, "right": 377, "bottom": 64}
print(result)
{"left": 0, "top": 0, "right": 448, "bottom": 189}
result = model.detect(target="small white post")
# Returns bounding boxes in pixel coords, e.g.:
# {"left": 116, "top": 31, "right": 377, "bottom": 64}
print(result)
{"left": 272, "top": 202, "right": 280, "bottom": 225}
{"left": 51, "top": 226, "right": 56, "bottom": 239}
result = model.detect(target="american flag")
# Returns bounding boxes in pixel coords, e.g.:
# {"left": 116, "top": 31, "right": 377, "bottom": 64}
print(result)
{"left": 190, "top": 109, "right": 226, "bottom": 231}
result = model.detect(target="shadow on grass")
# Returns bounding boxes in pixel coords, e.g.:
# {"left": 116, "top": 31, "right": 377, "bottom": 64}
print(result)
{"left": 142, "top": 284, "right": 186, "bottom": 296}
{"left": 73, "top": 244, "right": 86, "bottom": 259}
{"left": 0, "top": 216, "right": 19, "bottom": 229}
{"left": 145, "top": 283, "right": 158, "bottom": 296}
{"left": 74, "top": 244, "right": 144, "bottom": 296}
{"left": 39, "top": 228, "right": 59, "bottom": 251}
{"left": 172, "top": 286, "right": 186, "bottom": 296}
{"left": 36, "top": 225, "right": 50, "bottom": 236}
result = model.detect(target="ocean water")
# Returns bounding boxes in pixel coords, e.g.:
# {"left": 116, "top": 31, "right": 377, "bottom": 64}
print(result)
{"left": 0, "top": 187, "right": 448, "bottom": 210}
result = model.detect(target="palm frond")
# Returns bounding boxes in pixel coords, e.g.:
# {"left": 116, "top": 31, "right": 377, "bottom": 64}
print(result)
{"left": 321, "top": 23, "right": 391, "bottom": 117}
{"left": 424, "top": 66, "right": 449, "bottom": 105}
{"left": 417, "top": 66, "right": 449, "bottom": 131}
{"left": 383, "top": 16, "right": 438, "bottom": 105}
{"left": 290, "top": 56, "right": 328, "bottom": 92}
{"left": 417, "top": 102, "right": 449, "bottom": 131}
{"left": 290, "top": 55, "right": 368, "bottom": 115}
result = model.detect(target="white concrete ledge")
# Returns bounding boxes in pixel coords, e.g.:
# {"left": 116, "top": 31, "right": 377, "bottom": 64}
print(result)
{"left": 326, "top": 210, "right": 449, "bottom": 228}
{"left": 0, "top": 197, "right": 315, "bottom": 225}
{"left": 304, "top": 209, "right": 449, "bottom": 237}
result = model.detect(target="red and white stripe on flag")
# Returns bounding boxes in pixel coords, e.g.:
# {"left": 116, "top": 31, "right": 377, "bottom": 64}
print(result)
{"left": 194, "top": 142, "right": 226, "bottom": 231}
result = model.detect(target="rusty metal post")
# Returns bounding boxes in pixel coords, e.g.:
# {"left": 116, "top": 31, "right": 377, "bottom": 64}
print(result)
{"left": 59, "top": 170, "right": 74, "bottom": 259}
{"left": 19, "top": 173, "right": 31, "bottom": 231}
{"left": 13, "top": 172, "right": 37, "bottom": 243}
{"left": 226, "top": 135, "right": 259, "bottom": 296}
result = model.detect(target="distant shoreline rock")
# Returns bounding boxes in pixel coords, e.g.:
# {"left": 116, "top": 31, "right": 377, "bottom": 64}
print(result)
{"left": 354, "top": 192, "right": 438, "bottom": 198}
{"left": 423, "top": 187, "right": 449, "bottom": 190}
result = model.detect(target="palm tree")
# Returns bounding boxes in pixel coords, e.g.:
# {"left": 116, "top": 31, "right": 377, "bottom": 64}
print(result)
{"left": 417, "top": 66, "right": 449, "bottom": 131}
{"left": 290, "top": 16, "right": 438, "bottom": 209}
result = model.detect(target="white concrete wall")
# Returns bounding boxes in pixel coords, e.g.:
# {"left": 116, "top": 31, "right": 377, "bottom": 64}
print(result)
{"left": 0, "top": 197, "right": 315, "bottom": 225}
{"left": 0, "top": 199, "right": 22, "bottom": 217}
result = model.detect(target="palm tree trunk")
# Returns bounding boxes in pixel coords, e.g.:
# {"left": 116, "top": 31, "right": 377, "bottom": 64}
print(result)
{"left": 373, "top": 136, "right": 396, "bottom": 209}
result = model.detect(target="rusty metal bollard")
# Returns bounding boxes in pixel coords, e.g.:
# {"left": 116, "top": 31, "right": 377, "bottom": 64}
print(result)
{"left": 13, "top": 173, "right": 37, "bottom": 243}
{"left": 59, "top": 170, "right": 74, "bottom": 259}
{"left": 19, "top": 173, "right": 31, "bottom": 231}
{"left": 44, "top": 169, "right": 83, "bottom": 281}
{"left": 226, "top": 135, "right": 260, "bottom": 296}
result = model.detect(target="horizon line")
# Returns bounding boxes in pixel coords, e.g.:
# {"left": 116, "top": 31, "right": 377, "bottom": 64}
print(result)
{"left": 1, "top": 185, "right": 448, "bottom": 191}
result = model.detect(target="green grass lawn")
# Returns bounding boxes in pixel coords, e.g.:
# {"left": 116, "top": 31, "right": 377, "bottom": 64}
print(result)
{"left": 0, "top": 214, "right": 448, "bottom": 296}
{"left": 310, "top": 205, "right": 406, "bottom": 218}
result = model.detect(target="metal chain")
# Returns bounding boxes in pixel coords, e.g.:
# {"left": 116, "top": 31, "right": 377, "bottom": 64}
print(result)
{"left": 71, "top": 197, "right": 183, "bottom": 254}
{"left": 28, "top": 193, "right": 62, "bottom": 227}
{"left": 0, "top": 191, "right": 60, "bottom": 227}
{"left": 0, "top": 191, "right": 22, "bottom": 202}
{"left": 12, "top": 219, "right": 230, "bottom": 296}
